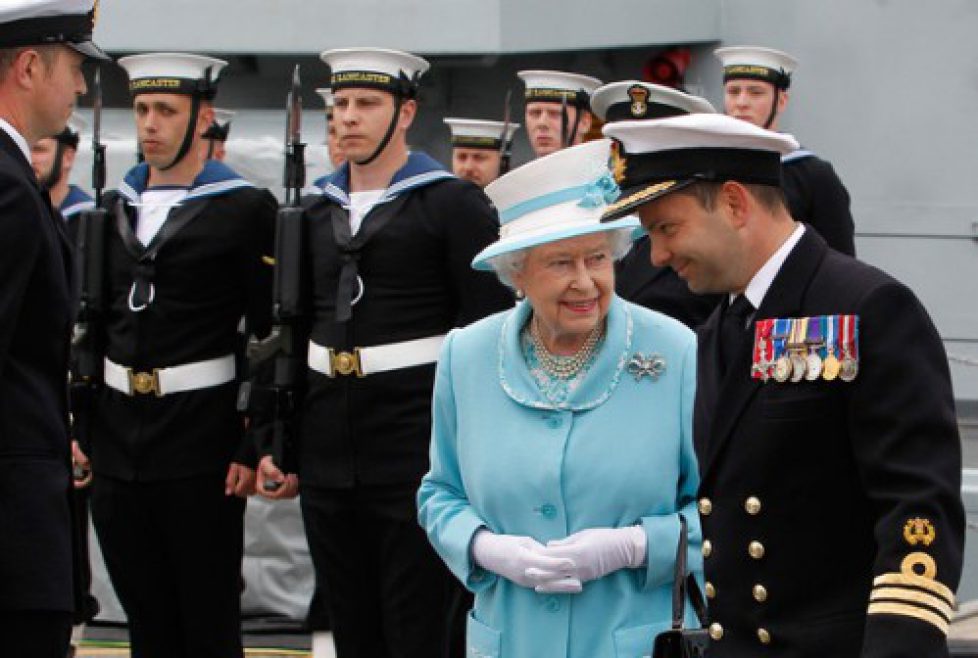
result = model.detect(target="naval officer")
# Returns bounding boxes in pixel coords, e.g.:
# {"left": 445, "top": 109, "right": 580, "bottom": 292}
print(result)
{"left": 0, "top": 1, "right": 106, "bottom": 655}
{"left": 601, "top": 113, "right": 964, "bottom": 657}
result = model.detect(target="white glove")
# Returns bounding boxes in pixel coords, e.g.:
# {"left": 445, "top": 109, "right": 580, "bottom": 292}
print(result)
{"left": 471, "top": 529, "right": 582, "bottom": 593}
{"left": 543, "top": 526, "right": 647, "bottom": 583}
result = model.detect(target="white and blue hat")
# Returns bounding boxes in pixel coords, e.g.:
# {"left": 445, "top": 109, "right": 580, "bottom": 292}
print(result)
{"left": 472, "top": 138, "right": 639, "bottom": 270}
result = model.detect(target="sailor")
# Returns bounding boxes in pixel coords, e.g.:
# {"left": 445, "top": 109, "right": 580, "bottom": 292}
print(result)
{"left": 715, "top": 46, "right": 856, "bottom": 255}
{"left": 317, "top": 87, "right": 345, "bottom": 169}
{"left": 443, "top": 117, "right": 519, "bottom": 188}
{"left": 601, "top": 113, "right": 964, "bottom": 657}
{"left": 74, "top": 52, "right": 278, "bottom": 658}
{"left": 201, "top": 107, "right": 234, "bottom": 161}
{"left": 31, "top": 112, "right": 95, "bottom": 234}
{"left": 591, "top": 80, "right": 720, "bottom": 328}
{"left": 0, "top": 1, "right": 105, "bottom": 655}
{"left": 256, "top": 47, "right": 513, "bottom": 658}
{"left": 517, "top": 69, "right": 602, "bottom": 158}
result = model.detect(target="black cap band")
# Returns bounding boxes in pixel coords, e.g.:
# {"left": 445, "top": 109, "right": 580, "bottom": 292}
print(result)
{"left": 616, "top": 146, "right": 783, "bottom": 199}
{"left": 605, "top": 101, "right": 687, "bottom": 123}
{"left": 330, "top": 70, "right": 420, "bottom": 99}
{"left": 525, "top": 87, "right": 590, "bottom": 109}
{"left": 723, "top": 65, "right": 791, "bottom": 89}
{"left": 128, "top": 75, "right": 218, "bottom": 99}
{"left": 0, "top": 12, "right": 93, "bottom": 49}
{"left": 451, "top": 135, "right": 502, "bottom": 150}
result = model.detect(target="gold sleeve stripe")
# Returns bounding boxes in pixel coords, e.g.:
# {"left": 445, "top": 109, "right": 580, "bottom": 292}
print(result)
{"left": 869, "top": 588, "right": 952, "bottom": 622}
{"left": 873, "top": 572, "right": 955, "bottom": 607}
{"left": 261, "top": 256, "right": 276, "bottom": 266}
{"left": 867, "top": 602, "right": 949, "bottom": 636}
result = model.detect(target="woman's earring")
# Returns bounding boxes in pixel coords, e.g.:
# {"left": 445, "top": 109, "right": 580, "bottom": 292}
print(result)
{"left": 515, "top": 289, "right": 525, "bottom": 299}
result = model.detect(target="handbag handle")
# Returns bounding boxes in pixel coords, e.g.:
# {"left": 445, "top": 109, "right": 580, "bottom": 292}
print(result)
{"left": 671, "top": 514, "right": 709, "bottom": 630}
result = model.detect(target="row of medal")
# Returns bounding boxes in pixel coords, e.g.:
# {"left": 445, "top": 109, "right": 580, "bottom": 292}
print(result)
{"left": 751, "top": 315, "right": 860, "bottom": 383}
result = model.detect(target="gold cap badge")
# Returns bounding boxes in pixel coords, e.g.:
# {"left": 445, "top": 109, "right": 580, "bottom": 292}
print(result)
{"left": 627, "top": 85, "right": 649, "bottom": 118}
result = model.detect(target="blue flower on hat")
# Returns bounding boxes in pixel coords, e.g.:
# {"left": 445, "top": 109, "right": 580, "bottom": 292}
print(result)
{"left": 577, "top": 172, "right": 620, "bottom": 209}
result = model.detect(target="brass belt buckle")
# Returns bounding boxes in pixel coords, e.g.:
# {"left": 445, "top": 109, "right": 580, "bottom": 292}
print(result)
{"left": 327, "top": 348, "right": 364, "bottom": 377}
{"left": 128, "top": 368, "right": 162, "bottom": 396}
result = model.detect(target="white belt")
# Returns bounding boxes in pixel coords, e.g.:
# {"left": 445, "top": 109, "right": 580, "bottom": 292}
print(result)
{"left": 307, "top": 335, "right": 445, "bottom": 377}
{"left": 104, "top": 354, "right": 236, "bottom": 397}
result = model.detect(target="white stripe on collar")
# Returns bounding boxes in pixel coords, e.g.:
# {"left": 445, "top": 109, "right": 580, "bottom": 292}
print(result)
{"left": 61, "top": 200, "right": 96, "bottom": 218}
{"left": 320, "top": 170, "right": 454, "bottom": 207}
{"left": 118, "top": 178, "right": 253, "bottom": 206}
{"left": 782, "top": 148, "right": 815, "bottom": 163}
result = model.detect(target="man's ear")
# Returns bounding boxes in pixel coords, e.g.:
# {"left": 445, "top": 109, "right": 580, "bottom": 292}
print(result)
{"left": 197, "top": 103, "right": 215, "bottom": 134}
{"left": 398, "top": 98, "right": 417, "bottom": 131}
{"left": 776, "top": 89, "right": 789, "bottom": 116}
{"left": 719, "top": 180, "right": 753, "bottom": 229}
{"left": 576, "top": 110, "right": 593, "bottom": 142}
{"left": 62, "top": 145, "right": 77, "bottom": 172}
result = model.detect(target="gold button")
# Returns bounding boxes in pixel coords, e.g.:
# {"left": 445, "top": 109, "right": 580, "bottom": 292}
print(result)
{"left": 705, "top": 582, "right": 716, "bottom": 599}
{"left": 709, "top": 623, "right": 724, "bottom": 641}
{"left": 745, "top": 496, "right": 762, "bottom": 515}
{"left": 702, "top": 540, "right": 712, "bottom": 558}
{"left": 748, "top": 541, "right": 765, "bottom": 559}
{"left": 752, "top": 584, "right": 768, "bottom": 602}
{"left": 757, "top": 628, "right": 772, "bottom": 645}
{"left": 698, "top": 498, "right": 713, "bottom": 516}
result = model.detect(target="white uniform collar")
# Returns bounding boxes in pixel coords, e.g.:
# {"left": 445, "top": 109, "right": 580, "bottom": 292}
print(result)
{"left": 0, "top": 117, "right": 32, "bottom": 164}
{"left": 736, "top": 223, "right": 806, "bottom": 308}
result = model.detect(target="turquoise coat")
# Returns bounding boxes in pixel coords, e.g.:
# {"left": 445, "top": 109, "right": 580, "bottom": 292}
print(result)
{"left": 418, "top": 296, "right": 703, "bottom": 658}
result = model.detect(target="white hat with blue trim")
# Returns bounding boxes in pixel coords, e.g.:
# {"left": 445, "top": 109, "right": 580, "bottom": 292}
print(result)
{"left": 472, "top": 138, "right": 639, "bottom": 270}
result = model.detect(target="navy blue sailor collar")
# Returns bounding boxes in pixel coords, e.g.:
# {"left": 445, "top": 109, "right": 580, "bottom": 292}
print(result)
{"left": 117, "top": 159, "right": 255, "bottom": 206}
{"left": 60, "top": 184, "right": 95, "bottom": 218}
{"left": 314, "top": 151, "right": 454, "bottom": 206}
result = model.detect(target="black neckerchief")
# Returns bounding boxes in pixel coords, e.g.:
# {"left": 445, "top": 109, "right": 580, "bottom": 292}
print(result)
{"left": 113, "top": 195, "right": 208, "bottom": 312}
{"left": 328, "top": 194, "right": 411, "bottom": 323}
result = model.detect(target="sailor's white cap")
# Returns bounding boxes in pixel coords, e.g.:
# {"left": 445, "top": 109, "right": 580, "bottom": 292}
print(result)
{"left": 714, "top": 46, "right": 797, "bottom": 89}
{"left": 117, "top": 52, "right": 228, "bottom": 98}
{"left": 517, "top": 70, "right": 603, "bottom": 108}
{"left": 320, "top": 47, "right": 429, "bottom": 97}
{"left": 444, "top": 118, "right": 521, "bottom": 150}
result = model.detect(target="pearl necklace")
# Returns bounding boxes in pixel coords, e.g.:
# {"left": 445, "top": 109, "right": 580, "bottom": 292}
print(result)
{"left": 528, "top": 317, "right": 605, "bottom": 380}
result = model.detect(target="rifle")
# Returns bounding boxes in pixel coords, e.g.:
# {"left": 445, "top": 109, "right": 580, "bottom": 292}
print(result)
{"left": 241, "top": 65, "right": 306, "bottom": 491}
{"left": 70, "top": 66, "right": 108, "bottom": 480}
{"left": 498, "top": 89, "right": 513, "bottom": 177}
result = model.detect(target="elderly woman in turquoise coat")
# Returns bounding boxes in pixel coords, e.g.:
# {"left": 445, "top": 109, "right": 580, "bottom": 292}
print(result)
{"left": 418, "top": 139, "right": 703, "bottom": 658}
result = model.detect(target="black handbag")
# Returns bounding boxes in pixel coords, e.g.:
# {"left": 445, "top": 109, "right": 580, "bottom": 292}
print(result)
{"left": 652, "top": 514, "right": 710, "bottom": 658}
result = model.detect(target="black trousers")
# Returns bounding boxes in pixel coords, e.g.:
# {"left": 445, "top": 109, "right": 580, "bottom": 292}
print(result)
{"left": 72, "top": 486, "right": 99, "bottom": 624}
{"left": 91, "top": 474, "right": 245, "bottom": 658}
{"left": 300, "top": 483, "right": 466, "bottom": 658}
{"left": 0, "top": 611, "right": 71, "bottom": 658}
